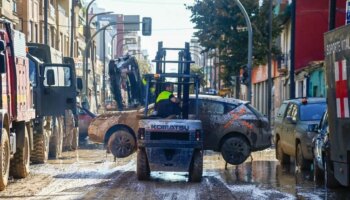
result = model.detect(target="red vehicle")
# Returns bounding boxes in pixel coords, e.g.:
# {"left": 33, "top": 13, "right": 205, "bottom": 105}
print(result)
{"left": 77, "top": 106, "right": 96, "bottom": 139}
{"left": 0, "top": 20, "right": 35, "bottom": 190}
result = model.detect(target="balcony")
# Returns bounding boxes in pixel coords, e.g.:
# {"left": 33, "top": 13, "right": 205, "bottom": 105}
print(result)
{"left": 277, "top": 53, "right": 289, "bottom": 75}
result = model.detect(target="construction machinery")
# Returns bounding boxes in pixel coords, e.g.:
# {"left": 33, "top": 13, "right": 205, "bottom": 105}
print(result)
{"left": 27, "top": 43, "right": 80, "bottom": 161}
{"left": 136, "top": 42, "right": 203, "bottom": 182}
{"left": 0, "top": 20, "right": 35, "bottom": 190}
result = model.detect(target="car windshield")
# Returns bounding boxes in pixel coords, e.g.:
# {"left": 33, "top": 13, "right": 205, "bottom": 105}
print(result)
{"left": 299, "top": 103, "right": 326, "bottom": 121}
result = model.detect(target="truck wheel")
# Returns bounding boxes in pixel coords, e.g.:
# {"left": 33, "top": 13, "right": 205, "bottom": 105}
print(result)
{"left": 313, "top": 156, "right": 323, "bottom": 184}
{"left": 10, "top": 127, "right": 30, "bottom": 178}
{"left": 108, "top": 130, "right": 136, "bottom": 158}
{"left": 0, "top": 129, "right": 10, "bottom": 191}
{"left": 221, "top": 136, "right": 250, "bottom": 165}
{"left": 71, "top": 127, "right": 79, "bottom": 150}
{"left": 31, "top": 131, "right": 49, "bottom": 164}
{"left": 188, "top": 150, "right": 203, "bottom": 182}
{"left": 276, "top": 140, "right": 289, "bottom": 164}
{"left": 324, "top": 152, "right": 340, "bottom": 188}
{"left": 296, "top": 143, "right": 310, "bottom": 170}
{"left": 49, "top": 118, "right": 63, "bottom": 159}
{"left": 137, "top": 148, "right": 150, "bottom": 180}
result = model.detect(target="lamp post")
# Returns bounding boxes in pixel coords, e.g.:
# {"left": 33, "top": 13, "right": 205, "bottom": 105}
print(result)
{"left": 111, "top": 31, "right": 131, "bottom": 59}
{"left": 233, "top": 0, "right": 253, "bottom": 102}
{"left": 83, "top": 22, "right": 117, "bottom": 110}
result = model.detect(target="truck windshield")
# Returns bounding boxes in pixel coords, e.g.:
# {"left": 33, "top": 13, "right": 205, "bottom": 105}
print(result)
{"left": 299, "top": 103, "right": 326, "bottom": 121}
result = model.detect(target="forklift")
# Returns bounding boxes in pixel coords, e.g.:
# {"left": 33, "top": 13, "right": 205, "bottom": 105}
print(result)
{"left": 136, "top": 42, "right": 203, "bottom": 182}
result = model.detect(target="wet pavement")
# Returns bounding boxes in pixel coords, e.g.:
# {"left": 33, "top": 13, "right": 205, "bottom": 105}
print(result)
{"left": 0, "top": 141, "right": 349, "bottom": 200}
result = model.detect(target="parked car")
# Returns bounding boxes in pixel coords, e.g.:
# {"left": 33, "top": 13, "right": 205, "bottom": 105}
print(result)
{"left": 88, "top": 95, "right": 272, "bottom": 165}
{"left": 312, "top": 109, "right": 328, "bottom": 184}
{"left": 77, "top": 106, "right": 96, "bottom": 139}
{"left": 311, "top": 109, "right": 340, "bottom": 187}
{"left": 274, "top": 97, "right": 327, "bottom": 170}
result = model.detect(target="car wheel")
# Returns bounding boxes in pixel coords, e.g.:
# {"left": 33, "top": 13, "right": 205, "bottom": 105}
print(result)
{"left": 276, "top": 139, "right": 290, "bottom": 164}
{"left": 221, "top": 136, "right": 250, "bottom": 165}
{"left": 108, "top": 130, "right": 136, "bottom": 158}
{"left": 313, "top": 156, "right": 324, "bottom": 184}
{"left": 296, "top": 143, "right": 310, "bottom": 170}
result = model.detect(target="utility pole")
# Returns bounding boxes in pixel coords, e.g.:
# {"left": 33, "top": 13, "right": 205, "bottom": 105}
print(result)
{"left": 267, "top": 0, "right": 273, "bottom": 125}
{"left": 102, "top": 29, "right": 106, "bottom": 107}
{"left": 70, "top": 0, "right": 75, "bottom": 57}
{"left": 44, "top": 0, "right": 48, "bottom": 45}
{"left": 329, "top": 0, "right": 337, "bottom": 30}
{"left": 290, "top": 0, "right": 296, "bottom": 99}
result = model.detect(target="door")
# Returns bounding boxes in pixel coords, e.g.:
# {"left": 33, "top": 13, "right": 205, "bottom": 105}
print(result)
{"left": 283, "top": 103, "right": 298, "bottom": 155}
{"left": 37, "top": 63, "right": 77, "bottom": 116}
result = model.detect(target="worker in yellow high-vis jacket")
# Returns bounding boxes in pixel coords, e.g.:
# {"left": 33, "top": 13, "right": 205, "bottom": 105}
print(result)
{"left": 155, "top": 82, "right": 180, "bottom": 118}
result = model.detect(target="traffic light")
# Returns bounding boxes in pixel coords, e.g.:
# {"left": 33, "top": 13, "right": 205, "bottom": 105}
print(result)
{"left": 142, "top": 17, "right": 152, "bottom": 36}
{"left": 241, "top": 67, "right": 249, "bottom": 85}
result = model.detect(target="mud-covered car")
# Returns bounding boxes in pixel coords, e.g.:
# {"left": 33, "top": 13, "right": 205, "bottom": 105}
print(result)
{"left": 274, "top": 97, "right": 326, "bottom": 170}
{"left": 88, "top": 95, "right": 271, "bottom": 165}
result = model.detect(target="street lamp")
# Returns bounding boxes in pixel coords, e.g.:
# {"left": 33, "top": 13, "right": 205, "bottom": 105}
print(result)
{"left": 111, "top": 31, "right": 131, "bottom": 59}
{"left": 88, "top": 11, "right": 114, "bottom": 27}
{"left": 233, "top": 0, "right": 253, "bottom": 102}
{"left": 83, "top": 22, "right": 117, "bottom": 110}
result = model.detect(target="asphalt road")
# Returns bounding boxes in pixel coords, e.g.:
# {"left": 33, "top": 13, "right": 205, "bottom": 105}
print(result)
{"left": 0, "top": 141, "right": 349, "bottom": 200}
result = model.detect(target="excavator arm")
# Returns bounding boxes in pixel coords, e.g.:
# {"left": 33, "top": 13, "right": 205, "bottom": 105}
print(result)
{"left": 108, "top": 55, "right": 144, "bottom": 111}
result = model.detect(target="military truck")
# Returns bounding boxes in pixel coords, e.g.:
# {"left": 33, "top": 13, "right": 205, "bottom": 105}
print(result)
{"left": 27, "top": 43, "right": 79, "bottom": 161}
{"left": 323, "top": 24, "right": 350, "bottom": 187}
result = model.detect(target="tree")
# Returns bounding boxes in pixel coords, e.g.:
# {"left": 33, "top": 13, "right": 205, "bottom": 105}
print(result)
{"left": 187, "top": 0, "right": 282, "bottom": 86}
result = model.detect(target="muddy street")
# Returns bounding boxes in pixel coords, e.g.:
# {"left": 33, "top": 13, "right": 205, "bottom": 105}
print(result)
{"left": 0, "top": 142, "right": 350, "bottom": 200}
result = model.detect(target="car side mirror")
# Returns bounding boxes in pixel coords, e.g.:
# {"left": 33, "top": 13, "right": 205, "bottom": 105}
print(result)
{"left": 0, "top": 40, "right": 5, "bottom": 51}
{"left": 0, "top": 53, "right": 6, "bottom": 74}
{"left": 308, "top": 124, "right": 319, "bottom": 133}
{"left": 46, "top": 69, "right": 55, "bottom": 86}
{"left": 77, "top": 77, "right": 83, "bottom": 91}
{"left": 285, "top": 116, "right": 296, "bottom": 124}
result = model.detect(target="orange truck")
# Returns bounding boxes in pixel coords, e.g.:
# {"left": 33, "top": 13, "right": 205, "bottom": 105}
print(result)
{"left": 0, "top": 20, "right": 35, "bottom": 190}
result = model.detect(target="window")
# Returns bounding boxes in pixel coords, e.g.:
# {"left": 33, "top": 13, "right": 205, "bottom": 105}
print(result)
{"left": 299, "top": 103, "right": 326, "bottom": 121}
{"left": 277, "top": 103, "right": 288, "bottom": 118}
{"left": 43, "top": 66, "right": 71, "bottom": 87}
{"left": 285, "top": 104, "right": 297, "bottom": 121}
{"left": 201, "top": 100, "right": 224, "bottom": 115}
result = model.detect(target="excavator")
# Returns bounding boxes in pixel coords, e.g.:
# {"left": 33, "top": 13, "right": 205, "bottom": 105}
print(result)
{"left": 108, "top": 54, "right": 147, "bottom": 111}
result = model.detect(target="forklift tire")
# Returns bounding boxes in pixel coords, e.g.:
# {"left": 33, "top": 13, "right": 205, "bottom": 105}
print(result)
{"left": 137, "top": 148, "right": 150, "bottom": 180}
{"left": 31, "top": 132, "right": 49, "bottom": 164}
{"left": 49, "top": 118, "right": 63, "bottom": 159}
{"left": 221, "top": 136, "right": 251, "bottom": 165}
{"left": 10, "top": 127, "right": 30, "bottom": 178}
{"left": 0, "top": 129, "right": 10, "bottom": 191}
{"left": 108, "top": 130, "right": 136, "bottom": 158}
{"left": 189, "top": 150, "right": 203, "bottom": 182}
{"left": 71, "top": 128, "right": 79, "bottom": 150}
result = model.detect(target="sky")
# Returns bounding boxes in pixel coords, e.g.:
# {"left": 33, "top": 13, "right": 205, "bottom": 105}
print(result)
{"left": 95, "top": 0, "right": 197, "bottom": 67}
